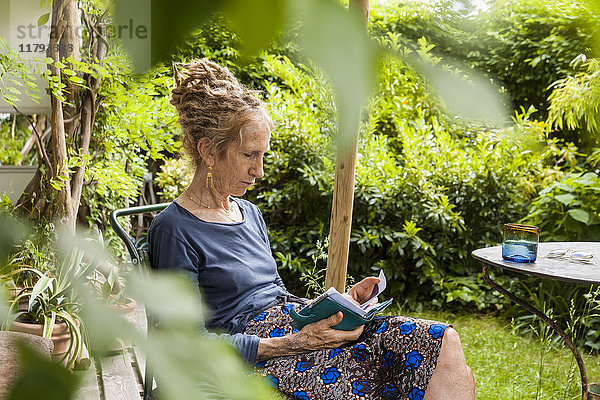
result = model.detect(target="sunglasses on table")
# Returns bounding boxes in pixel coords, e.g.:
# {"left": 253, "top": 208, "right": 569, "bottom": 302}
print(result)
{"left": 546, "top": 249, "right": 594, "bottom": 264}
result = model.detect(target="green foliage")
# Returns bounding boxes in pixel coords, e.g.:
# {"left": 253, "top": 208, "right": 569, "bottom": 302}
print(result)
{"left": 238, "top": 54, "right": 560, "bottom": 309}
{"left": 154, "top": 158, "right": 192, "bottom": 201}
{"left": 0, "top": 138, "right": 24, "bottom": 165}
{"left": 0, "top": 115, "right": 39, "bottom": 166}
{"left": 170, "top": 17, "right": 282, "bottom": 90}
{"left": 524, "top": 171, "right": 600, "bottom": 241}
{"left": 370, "top": 0, "right": 599, "bottom": 124}
{"left": 0, "top": 38, "right": 42, "bottom": 108}
{"left": 547, "top": 56, "right": 600, "bottom": 139}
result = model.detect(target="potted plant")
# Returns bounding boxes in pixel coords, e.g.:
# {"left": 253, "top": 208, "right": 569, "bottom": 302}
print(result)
{"left": 86, "top": 262, "right": 138, "bottom": 353}
{"left": 3, "top": 244, "right": 94, "bottom": 369}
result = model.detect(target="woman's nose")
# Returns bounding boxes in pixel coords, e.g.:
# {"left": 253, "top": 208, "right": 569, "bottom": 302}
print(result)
{"left": 251, "top": 158, "right": 264, "bottom": 179}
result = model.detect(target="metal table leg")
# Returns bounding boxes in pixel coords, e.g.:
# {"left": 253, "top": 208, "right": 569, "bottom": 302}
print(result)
{"left": 482, "top": 264, "right": 589, "bottom": 400}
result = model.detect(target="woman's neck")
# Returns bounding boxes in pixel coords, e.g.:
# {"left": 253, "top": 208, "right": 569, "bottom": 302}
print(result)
{"left": 186, "top": 169, "right": 233, "bottom": 211}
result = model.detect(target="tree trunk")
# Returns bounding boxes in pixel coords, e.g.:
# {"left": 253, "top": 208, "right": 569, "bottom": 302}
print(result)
{"left": 60, "top": 0, "right": 80, "bottom": 144}
{"left": 324, "top": 0, "right": 370, "bottom": 292}
{"left": 16, "top": 1, "right": 108, "bottom": 232}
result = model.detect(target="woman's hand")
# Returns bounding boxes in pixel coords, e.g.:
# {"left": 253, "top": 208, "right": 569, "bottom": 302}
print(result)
{"left": 347, "top": 277, "right": 380, "bottom": 305}
{"left": 256, "top": 312, "right": 362, "bottom": 361}
{"left": 296, "top": 311, "right": 363, "bottom": 351}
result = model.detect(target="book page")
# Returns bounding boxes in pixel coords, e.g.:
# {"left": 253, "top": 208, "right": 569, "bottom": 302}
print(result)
{"left": 306, "top": 270, "right": 389, "bottom": 318}
{"left": 325, "top": 289, "right": 366, "bottom": 315}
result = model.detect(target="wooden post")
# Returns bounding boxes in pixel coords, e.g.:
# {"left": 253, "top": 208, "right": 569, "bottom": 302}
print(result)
{"left": 324, "top": 0, "right": 370, "bottom": 293}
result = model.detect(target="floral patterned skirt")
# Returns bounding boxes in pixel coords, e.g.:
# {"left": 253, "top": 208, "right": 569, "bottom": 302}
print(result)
{"left": 244, "top": 302, "right": 448, "bottom": 400}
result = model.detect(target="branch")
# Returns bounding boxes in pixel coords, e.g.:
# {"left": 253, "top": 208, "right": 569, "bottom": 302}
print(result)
{"left": 69, "top": 6, "right": 108, "bottom": 218}
{"left": 12, "top": 106, "right": 52, "bottom": 171}
{"left": 10, "top": 113, "right": 16, "bottom": 140}
{"left": 81, "top": 10, "right": 110, "bottom": 59}
{"left": 21, "top": 125, "right": 51, "bottom": 161}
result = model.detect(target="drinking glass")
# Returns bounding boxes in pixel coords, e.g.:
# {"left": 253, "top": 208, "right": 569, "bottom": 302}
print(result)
{"left": 502, "top": 223, "right": 539, "bottom": 263}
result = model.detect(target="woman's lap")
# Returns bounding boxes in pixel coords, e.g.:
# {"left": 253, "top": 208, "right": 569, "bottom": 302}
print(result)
{"left": 244, "top": 303, "right": 448, "bottom": 400}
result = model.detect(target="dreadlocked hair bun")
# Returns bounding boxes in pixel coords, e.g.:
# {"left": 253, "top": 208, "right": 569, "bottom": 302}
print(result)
{"left": 170, "top": 58, "right": 269, "bottom": 167}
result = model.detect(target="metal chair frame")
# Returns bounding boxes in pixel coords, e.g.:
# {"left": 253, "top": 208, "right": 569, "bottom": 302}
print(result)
{"left": 109, "top": 202, "right": 170, "bottom": 400}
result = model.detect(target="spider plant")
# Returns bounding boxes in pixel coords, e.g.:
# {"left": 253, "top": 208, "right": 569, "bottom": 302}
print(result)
{"left": 4, "top": 244, "right": 96, "bottom": 369}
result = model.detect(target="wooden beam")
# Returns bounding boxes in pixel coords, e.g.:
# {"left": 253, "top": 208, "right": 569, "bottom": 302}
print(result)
{"left": 324, "top": 0, "right": 370, "bottom": 292}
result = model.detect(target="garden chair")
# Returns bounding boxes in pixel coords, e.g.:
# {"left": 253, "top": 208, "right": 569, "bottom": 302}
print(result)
{"left": 109, "top": 202, "right": 170, "bottom": 400}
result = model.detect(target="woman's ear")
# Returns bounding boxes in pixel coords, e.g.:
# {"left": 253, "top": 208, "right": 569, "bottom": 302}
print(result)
{"left": 196, "top": 138, "right": 215, "bottom": 167}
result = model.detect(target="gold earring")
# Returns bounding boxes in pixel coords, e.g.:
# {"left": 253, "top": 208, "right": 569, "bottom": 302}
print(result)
{"left": 206, "top": 166, "right": 213, "bottom": 188}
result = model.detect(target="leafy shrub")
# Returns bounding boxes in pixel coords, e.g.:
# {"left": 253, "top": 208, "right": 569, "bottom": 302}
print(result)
{"left": 242, "top": 54, "right": 560, "bottom": 310}
{"left": 155, "top": 158, "right": 192, "bottom": 201}
{"left": 370, "top": 0, "right": 599, "bottom": 124}
{"left": 547, "top": 57, "right": 600, "bottom": 139}
{"left": 525, "top": 171, "right": 600, "bottom": 241}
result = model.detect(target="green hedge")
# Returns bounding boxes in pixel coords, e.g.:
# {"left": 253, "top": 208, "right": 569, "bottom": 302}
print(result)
{"left": 153, "top": 4, "right": 591, "bottom": 315}
{"left": 370, "top": 0, "right": 599, "bottom": 125}
{"left": 240, "top": 55, "right": 560, "bottom": 310}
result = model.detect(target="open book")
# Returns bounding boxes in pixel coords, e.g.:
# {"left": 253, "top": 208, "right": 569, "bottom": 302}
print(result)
{"left": 290, "top": 270, "right": 393, "bottom": 331}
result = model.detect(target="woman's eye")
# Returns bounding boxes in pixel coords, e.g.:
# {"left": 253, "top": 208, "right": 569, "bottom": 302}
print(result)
{"left": 244, "top": 153, "right": 253, "bottom": 158}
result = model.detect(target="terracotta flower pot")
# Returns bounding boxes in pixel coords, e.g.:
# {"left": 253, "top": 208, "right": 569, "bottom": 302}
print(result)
{"left": 90, "top": 298, "right": 137, "bottom": 353}
{"left": 7, "top": 288, "right": 29, "bottom": 311}
{"left": 10, "top": 320, "right": 74, "bottom": 364}
{"left": 115, "top": 298, "right": 138, "bottom": 327}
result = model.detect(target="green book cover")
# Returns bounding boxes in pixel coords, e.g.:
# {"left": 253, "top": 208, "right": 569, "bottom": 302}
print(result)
{"left": 290, "top": 270, "right": 393, "bottom": 331}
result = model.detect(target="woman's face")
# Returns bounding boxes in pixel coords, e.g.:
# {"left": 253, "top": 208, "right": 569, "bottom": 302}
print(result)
{"left": 212, "top": 118, "right": 271, "bottom": 197}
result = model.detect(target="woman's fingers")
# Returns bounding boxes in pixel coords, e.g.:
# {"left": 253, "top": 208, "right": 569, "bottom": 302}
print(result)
{"left": 349, "top": 277, "right": 381, "bottom": 303}
{"left": 325, "top": 311, "right": 344, "bottom": 328}
{"left": 304, "top": 312, "right": 363, "bottom": 348}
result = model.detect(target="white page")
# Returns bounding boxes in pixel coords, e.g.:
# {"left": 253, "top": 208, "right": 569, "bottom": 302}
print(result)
{"left": 326, "top": 290, "right": 366, "bottom": 316}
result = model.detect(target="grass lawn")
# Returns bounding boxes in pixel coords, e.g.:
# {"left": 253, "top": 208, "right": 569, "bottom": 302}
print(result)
{"left": 403, "top": 310, "right": 600, "bottom": 400}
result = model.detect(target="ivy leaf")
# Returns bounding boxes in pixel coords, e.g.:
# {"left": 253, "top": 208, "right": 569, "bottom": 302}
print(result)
{"left": 568, "top": 209, "right": 590, "bottom": 224}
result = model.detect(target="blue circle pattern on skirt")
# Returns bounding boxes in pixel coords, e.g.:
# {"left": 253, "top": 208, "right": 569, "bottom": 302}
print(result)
{"left": 246, "top": 303, "right": 448, "bottom": 400}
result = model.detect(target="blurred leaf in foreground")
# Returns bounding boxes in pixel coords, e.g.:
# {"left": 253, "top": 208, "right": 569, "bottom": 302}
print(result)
{"left": 296, "top": 0, "right": 380, "bottom": 150}
{"left": 127, "top": 272, "right": 276, "bottom": 400}
{"left": 225, "top": 0, "right": 286, "bottom": 57}
{"left": 7, "top": 342, "right": 81, "bottom": 400}
{"left": 416, "top": 58, "right": 509, "bottom": 124}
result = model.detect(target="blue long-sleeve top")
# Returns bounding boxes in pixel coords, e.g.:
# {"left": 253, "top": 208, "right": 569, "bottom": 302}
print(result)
{"left": 147, "top": 198, "right": 290, "bottom": 364}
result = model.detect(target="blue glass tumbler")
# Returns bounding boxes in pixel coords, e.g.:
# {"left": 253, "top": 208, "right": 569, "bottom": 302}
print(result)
{"left": 502, "top": 223, "right": 539, "bottom": 263}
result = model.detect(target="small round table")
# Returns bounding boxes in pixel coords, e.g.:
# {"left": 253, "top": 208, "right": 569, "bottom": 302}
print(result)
{"left": 472, "top": 242, "right": 600, "bottom": 400}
